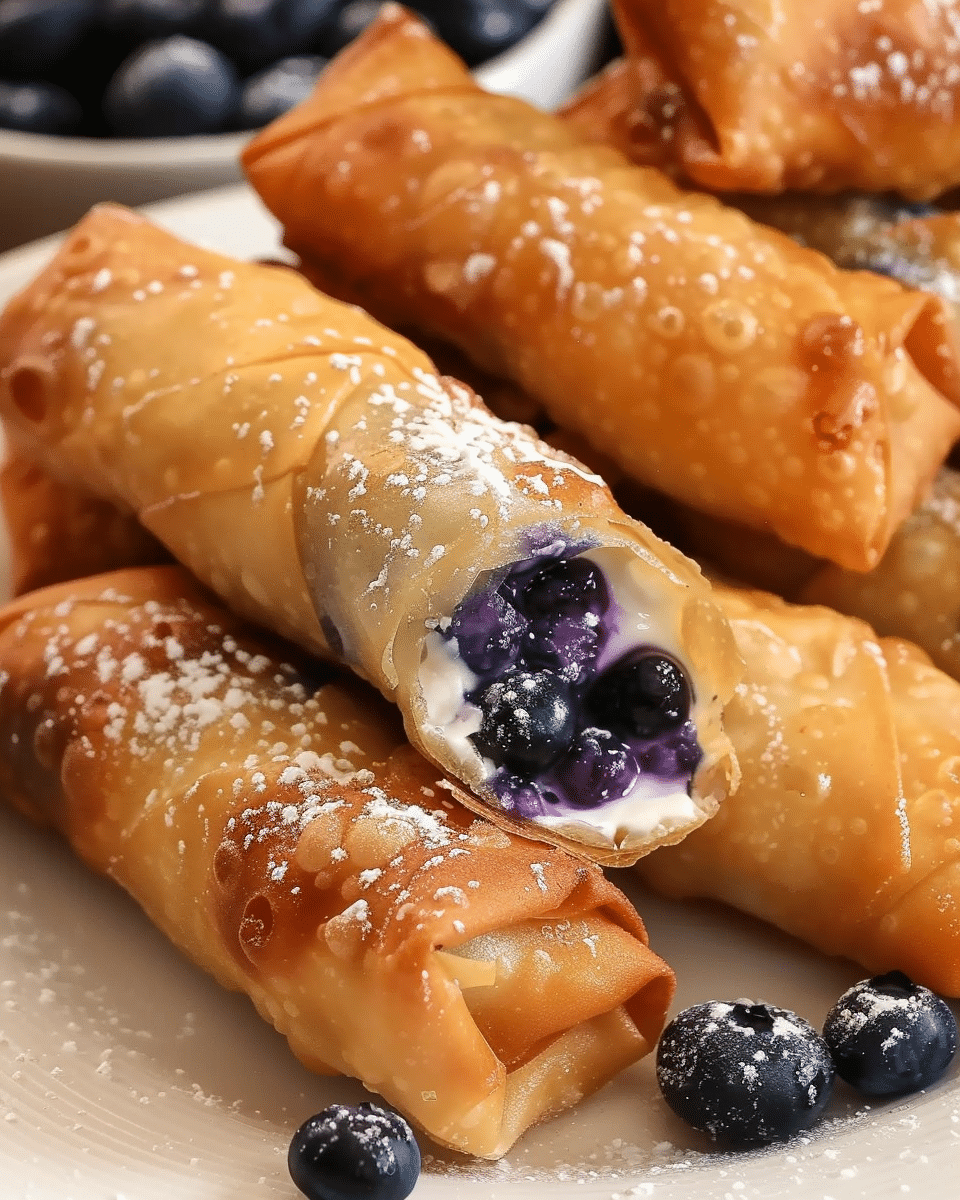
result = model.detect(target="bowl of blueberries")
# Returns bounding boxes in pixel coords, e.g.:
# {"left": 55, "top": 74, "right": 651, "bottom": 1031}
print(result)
{"left": 0, "top": 0, "right": 609, "bottom": 252}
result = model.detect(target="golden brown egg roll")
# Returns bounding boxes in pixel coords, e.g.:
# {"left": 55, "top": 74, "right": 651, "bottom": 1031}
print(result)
{"left": 607, "top": 0, "right": 960, "bottom": 199}
{"left": 0, "top": 564, "right": 674, "bottom": 1158}
{"left": 0, "top": 449, "right": 168, "bottom": 595}
{"left": 241, "top": 6, "right": 960, "bottom": 573}
{"left": 638, "top": 582, "right": 960, "bottom": 996}
{"left": 0, "top": 204, "right": 742, "bottom": 867}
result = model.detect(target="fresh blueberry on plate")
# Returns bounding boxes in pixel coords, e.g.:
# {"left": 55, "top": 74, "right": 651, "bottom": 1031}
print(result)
{"left": 235, "top": 53, "right": 325, "bottom": 129}
{"left": 102, "top": 34, "right": 239, "bottom": 136}
{"left": 656, "top": 1000, "right": 835, "bottom": 1148}
{"left": 823, "top": 971, "right": 958, "bottom": 1097}
{"left": 288, "top": 1102, "right": 421, "bottom": 1200}
{"left": 0, "top": 79, "right": 82, "bottom": 132}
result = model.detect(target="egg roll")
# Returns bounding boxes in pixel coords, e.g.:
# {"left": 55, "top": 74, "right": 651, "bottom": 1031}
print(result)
{"left": 638, "top": 582, "right": 960, "bottom": 996}
{"left": 799, "top": 466, "right": 960, "bottom": 681}
{"left": 0, "top": 449, "right": 168, "bottom": 595}
{"left": 606, "top": 0, "right": 960, "bottom": 199}
{"left": 241, "top": 6, "right": 960, "bottom": 572}
{"left": 0, "top": 203, "right": 742, "bottom": 866}
{"left": 0, "top": 564, "right": 675, "bottom": 1157}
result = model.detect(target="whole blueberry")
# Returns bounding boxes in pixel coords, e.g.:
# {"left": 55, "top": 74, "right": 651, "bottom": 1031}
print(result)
{"left": 420, "top": 0, "right": 542, "bottom": 66}
{"left": 657, "top": 1000, "right": 835, "bottom": 1148}
{"left": 588, "top": 650, "right": 691, "bottom": 742}
{"left": 449, "top": 586, "right": 526, "bottom": 677}
{"left": 103, "top": 35, "right": 239, "bottom": 137}
{"left": 491, "top": 771, "right": 551, "bottom": 817}
{"left": 472, "top": 669, "right": 576, "bottom": 773}
{"left": 510, "top": 554, "right": 609, "bottom": 622}
{"left": 100, "top": 0, "right": 208, "bottom": 41}
{"left": 202, "top": 0, "right": 340, "bottom": 70}
{"left": 0, "top": 0, "right": 98, "bottom": 77}
{"left": 0, "top": 79, "right": 82, "bottom": 132}
{"left": 288, "top": 1102, "right": 420, "bottom": 1200}
{"left": 235, "top": 53, "right": 325, "bottom": 128}
{"left": 823, "top": 971, "right": 958, "bottom": 1097}
{"left": 313, "top": 0, "right": 386, "bottom": 57}
{"left": 555, "top": 727, "right": 639, "bottom": 808}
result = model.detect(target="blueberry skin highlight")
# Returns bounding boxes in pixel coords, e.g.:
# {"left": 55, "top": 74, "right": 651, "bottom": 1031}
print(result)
{"left": 235, "top": 53, "right": 325, "bottom": 129}
{"left": 0, "top": 80, "right": 82, "bottom": 132}
{"left": 103, "top": 34, "right": 239, "bottom": 136}
{"left": 656, "top": 1000, "right": 835, "bottom": 1148}
{"left": 288, "top": 1102, "right": 420, "bottom": 1200}
{"left": 473, "top": 669, "right": 576, "bottom": 773}
{"left": 588, "top": 650, "right": 691, "bottom": 742}
{"left": 823, "top": 971, "right": 958, "bottom": 1097}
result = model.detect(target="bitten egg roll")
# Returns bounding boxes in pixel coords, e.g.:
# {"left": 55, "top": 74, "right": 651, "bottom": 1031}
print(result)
{"left": 607, "top": 0, "right": 960, "bottom": 199}
{"left": 638, "top": 582, "right": 960, "bottom": 996}
{"left": 242, "top": 6, "right": 960, "bottom": 572}
{"left": 0, "top": 564, "right": 675, "bottom": 1158}
{"left": 0, "top": 204, "right": 742, "bottom": 866}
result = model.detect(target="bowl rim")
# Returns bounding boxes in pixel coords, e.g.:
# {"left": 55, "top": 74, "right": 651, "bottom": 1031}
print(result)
{"left": 0, "top": 0, "right": 599, "bottom": 165}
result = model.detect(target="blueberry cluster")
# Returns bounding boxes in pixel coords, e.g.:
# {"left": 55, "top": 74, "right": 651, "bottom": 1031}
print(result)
{"left": 446, "top": 552, "right": 700, "bottom": 818}
{"left": 657, "top": 974, "right": 958, "bottom": 1150}
{"left": 0, "top": 0, "right": 555, "bottom": 137}
{"left": 288, "top": 1102, "right": 420, "bottom": 1200}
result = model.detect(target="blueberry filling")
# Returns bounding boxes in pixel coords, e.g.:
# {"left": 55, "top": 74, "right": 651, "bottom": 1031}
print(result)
{"left": 472, "top": 669, "right": 576, "bottom": 773}
{"left": 439, "top": 550, "right": 702, "bottom": 821}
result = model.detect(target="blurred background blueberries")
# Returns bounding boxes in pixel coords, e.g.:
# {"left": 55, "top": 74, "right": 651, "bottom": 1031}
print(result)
{"left": 0, "top": 0, "right": 594, "bottom": 137}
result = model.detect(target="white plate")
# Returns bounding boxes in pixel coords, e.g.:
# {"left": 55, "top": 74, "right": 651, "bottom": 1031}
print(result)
{"left": 0, "top": 186, "right": 958, "bottom": 1200}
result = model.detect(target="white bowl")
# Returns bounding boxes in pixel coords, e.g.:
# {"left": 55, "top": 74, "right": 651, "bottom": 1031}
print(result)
{"left": 0, "top": 0, "right": 609, "bottom": 253}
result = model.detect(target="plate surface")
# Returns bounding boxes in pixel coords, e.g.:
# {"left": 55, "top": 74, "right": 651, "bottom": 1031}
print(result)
{"left": 0, "top": 185, "right": 958, "bottom": 1200}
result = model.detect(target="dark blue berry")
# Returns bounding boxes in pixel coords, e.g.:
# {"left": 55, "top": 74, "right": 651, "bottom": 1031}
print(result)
{"left": 522, "top": 612, "right": 603, "bottom": 679}
{"left": 103, "top": 35, "right": 239, "bottom": 136}
{"left": 0, "top": 0, "right": 98, "bottom": 78}
{"left": 588, "top": 651, "right": 691, "bottom": 742}
{"left": 555, "top": 727, "right": 638, "bottom": 808}
{"left": 0, "top": 79, "right": 82, "bottom": 132}
{"left": 491, "top": 771, "right": 551, "bottom": 817}
{"left": 202, "top": 0, "right": 340, "bottom": 70}
{"left": 416, "top": 0, "right": 541, "bottom": 66}
{"left": 509, "top": 555, "right": 609, "bottom": 621}
{"left": 449, "top": 587, "right": 526, "bottom": 676}
{"left": 823, "top": 971, "right": 958, "bottom": 1097}
{"left": 100, "top": 0, "right": 207, "bottom": 41}
{"left": 288, "top": 1102, "right": 420, "bottom": 1200}
{"left": 313, "top": 0, "right": 386, "bottom": 57}
{"left": 657, "top": 1000, "right": 835, "bottom": 1148}
{"left": 235, "top": 53, "right": 325, "bottom": 128}
{"left": 638, "top": 724, "right": 701, "bottom": 778}
{"left": 472, "top": 669, "right": 575, "bottom": 773}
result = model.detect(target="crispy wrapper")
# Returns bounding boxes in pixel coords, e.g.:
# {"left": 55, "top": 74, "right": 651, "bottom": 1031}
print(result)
{"left": 242, "top": 6, "right": 960, "bottom": 571}
{"left": 0, "top": 449, "right": 168, "bottom": 595}
{"left": 638, "top": 582, "right": 960, "bottom": 996}
{"left": 0, "top": 204, "right": 742, "bottom": 866}
{"left": 606, "top": 0, "right": 960, "bottom": 199}
{"left": 800, "top": 467, "right": 960, "bottom": 681}
{"left": 0, "top": 564, "right": 675, "bottom": 1157}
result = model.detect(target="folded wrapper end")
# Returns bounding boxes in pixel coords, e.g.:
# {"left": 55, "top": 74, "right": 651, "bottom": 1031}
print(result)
{"left": 0, "top": 565, "right": 675, "bottom": 1157}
